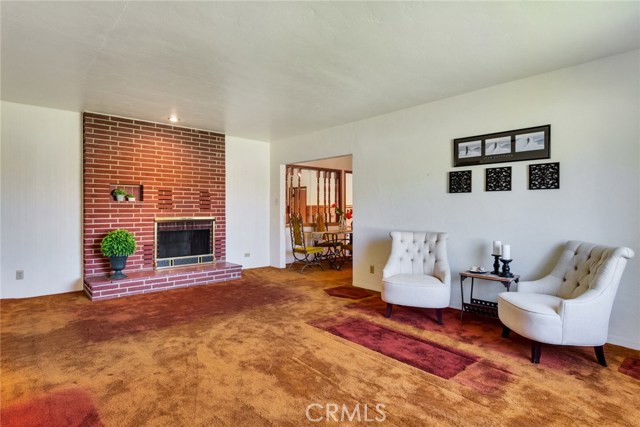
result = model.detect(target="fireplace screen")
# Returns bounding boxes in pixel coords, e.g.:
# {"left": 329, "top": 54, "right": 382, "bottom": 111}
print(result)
{"left": 155, "top": 217, "right": 215, "bottom": 268}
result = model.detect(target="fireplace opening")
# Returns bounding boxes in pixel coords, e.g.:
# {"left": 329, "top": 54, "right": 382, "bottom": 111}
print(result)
{"left": 158, "top": 229, "right": 210, "bottom": 258}
{"left": 155, "top": 217, "right": 215, "bottom": 268}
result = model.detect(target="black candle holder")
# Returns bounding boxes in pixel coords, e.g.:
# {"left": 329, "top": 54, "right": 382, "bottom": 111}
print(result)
{"left": 500, "top": 258, "right": 514, "bottom": 278}
{"left": 491, "top": 254, "right": 501, "bottom": 275}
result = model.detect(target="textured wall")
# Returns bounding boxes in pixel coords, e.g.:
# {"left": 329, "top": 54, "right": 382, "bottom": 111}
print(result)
{"left": 1, "top": 102, "right": 82, "bottom": 298}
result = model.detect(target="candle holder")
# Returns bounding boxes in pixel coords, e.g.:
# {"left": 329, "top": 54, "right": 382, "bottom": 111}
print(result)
{"left": 491, "top": 254, "right": 501, "bottom": 275}
{"left": 499, "top": 258, "right": 514, "bottom": 278}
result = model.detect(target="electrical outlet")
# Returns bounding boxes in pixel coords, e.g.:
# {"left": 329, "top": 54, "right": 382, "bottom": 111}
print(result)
{"left": 244, "top": 252, "right": 251, "bottom": 258}
{"left": 16, "top": 270, "right": 24, "bottom": 280}
{"left": 369, "top": 265, "right": 374, "bottom": 274}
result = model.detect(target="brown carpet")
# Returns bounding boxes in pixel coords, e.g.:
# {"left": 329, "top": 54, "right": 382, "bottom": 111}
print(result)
{"left": 2, "top": 266, "right": 639, "bottom": 426}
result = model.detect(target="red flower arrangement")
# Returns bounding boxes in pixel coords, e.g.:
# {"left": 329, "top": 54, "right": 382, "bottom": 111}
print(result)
{"left": 332, "top": 203, "right": 353, "bottom": 221}
{"left": 331, "top": 203, "right": 343, "bottom": 217}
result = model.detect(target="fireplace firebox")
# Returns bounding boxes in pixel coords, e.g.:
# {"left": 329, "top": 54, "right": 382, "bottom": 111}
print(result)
{"left": 155, "top": 217, "right": 216, "bottom": 268}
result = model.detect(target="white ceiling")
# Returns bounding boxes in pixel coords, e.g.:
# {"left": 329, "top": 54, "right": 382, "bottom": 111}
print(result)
{"left": 1, "top": 1, "right": 638, "bottom": 141}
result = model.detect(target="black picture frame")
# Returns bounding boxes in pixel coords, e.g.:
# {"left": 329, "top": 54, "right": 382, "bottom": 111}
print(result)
{"left": 453, "top": 124, "right": 550, "bottom": 167}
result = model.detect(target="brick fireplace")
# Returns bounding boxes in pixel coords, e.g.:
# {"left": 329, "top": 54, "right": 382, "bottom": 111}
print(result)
{"left": 83, "top": 113, "right": 241, "bottom": 300}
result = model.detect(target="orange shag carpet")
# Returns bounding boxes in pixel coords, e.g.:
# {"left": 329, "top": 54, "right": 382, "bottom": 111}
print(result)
{"left": 1, "top": 266, "right": 639, "bottom": 426}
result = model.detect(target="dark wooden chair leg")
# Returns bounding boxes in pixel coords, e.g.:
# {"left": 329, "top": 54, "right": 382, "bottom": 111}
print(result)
{"left": 384, "top": 303, "right": 393, "bottom": 318}
{"left": 594, "top": 346, "right": 607, "bottom": 367}
{"left": 531, "top": 341, "right": 542, "bottom": 364}
{"left": 435, "top": 308, "right": 443, "bottom": 325}
{"left": 501, "top": 325, "right": 511, "bottom": 338}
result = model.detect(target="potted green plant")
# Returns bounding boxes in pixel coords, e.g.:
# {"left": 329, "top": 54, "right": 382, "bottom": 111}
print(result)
{"left": 112, "top": 188, "right": 127, "bottom": 202}
{"left": 100, "top": 229, "right": 137, "bottom": 279}
{"left": 126, "top": 193, "right": 136, "bottom": 202}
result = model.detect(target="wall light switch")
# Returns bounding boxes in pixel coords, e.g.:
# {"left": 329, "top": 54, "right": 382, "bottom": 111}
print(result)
{"left": 369, "top": 265, "right": 375, "bottom": 274}
{"left": 16, "top": 270, "right": 24, "bottom": 280}
{"left": 244, "top": 253, "right": 251, "bottom": 258}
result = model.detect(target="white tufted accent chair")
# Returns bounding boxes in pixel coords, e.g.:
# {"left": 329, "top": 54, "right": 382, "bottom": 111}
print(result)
{"left": 382, "top": 231, "right": 450, "bottom": 324}
{"left": 498, "top": 241, "right": 634, "bottom": 365}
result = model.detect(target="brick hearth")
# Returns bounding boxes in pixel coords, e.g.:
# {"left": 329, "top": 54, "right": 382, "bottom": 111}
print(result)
{"left": 83, "top": 113, "right": 241, "bottom": 300}
{"left": 84, "top": 262, "right": 242, "bottom": 301}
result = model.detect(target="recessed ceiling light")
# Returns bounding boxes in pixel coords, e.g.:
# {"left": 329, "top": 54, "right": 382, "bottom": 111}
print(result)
{"left": 168, "top": 115, "right": 179, "bottom": 123}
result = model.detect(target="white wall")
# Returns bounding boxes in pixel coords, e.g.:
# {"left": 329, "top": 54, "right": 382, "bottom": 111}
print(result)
{"left": 226, "top": 136, "right": 271, "bottom": 269}
{"left": 270, "top": 50, "right": 640, "bottom": 349}
{"left": 1, "top": 101, "right": 82, "bottom": 298}
{"left": 299, "top": 155, "right": 353, "bottom": 171}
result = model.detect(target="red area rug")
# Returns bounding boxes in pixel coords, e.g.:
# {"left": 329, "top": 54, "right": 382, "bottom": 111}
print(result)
{"left": 311, "top": 315, "right": 513, "bottom": 394}
{"left": 323, "top": 285, "right": 375, "bottom": 299}
{"left": 619, "top": 357, "right": 640, "bottom": 380}
{"left": 0, "top": 389, "right": 103, "bottom": 427}
{"left": 346, "top": 296, "right": 618, "bottom": 372}
{"left": 311, "top": 315, "right": 476, "bottom": 379}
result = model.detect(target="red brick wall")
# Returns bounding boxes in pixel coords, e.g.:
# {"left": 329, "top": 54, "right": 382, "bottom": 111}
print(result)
{"left": 83, "top": 113, "right": 226, "bottom": 277}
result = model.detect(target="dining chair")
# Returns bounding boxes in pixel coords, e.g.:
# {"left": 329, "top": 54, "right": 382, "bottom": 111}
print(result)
{"left": 288, "top": 213, "right": 324, "bottom": 273}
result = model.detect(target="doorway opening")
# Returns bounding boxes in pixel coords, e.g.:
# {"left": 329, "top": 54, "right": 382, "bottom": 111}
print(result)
{"left": 284, "top": 155, "right": 353, "bottom": 279}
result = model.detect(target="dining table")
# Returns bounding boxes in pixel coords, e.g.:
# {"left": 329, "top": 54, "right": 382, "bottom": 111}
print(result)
{"left": 305, "top": 228, "right": 352, "bottom": 269}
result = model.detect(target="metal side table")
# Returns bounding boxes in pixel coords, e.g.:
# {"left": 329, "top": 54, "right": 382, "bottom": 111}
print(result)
{"left": 459, "top": 271, "right": 520, "bottom": 320}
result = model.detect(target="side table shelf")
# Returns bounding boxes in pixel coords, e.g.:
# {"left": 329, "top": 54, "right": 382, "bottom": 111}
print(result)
{"left": 459, "top": 271, "right": 520, "bottom": 320}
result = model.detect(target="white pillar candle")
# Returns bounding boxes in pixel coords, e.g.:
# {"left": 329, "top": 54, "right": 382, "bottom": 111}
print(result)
{"left": 493, "top": 241, "right": 502, "bottom": 255}
{"left": 502, "top": 244, "right": 511, "bottom": 260}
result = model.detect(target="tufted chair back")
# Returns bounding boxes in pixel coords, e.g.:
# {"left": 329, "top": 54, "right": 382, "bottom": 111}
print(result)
{"left": 383, "top": 231, "right": 450, "bottom": 285}
{"left": 549, "top": 241, "right": 634, "bottom": 300}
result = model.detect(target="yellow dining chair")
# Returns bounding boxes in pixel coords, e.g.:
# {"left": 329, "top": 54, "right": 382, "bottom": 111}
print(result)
{"left": 289, "top": 213, "right": 324, "bottom": 273}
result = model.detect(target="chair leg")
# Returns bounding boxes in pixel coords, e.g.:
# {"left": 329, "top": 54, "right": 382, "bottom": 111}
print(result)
{"left": 501, "top": 326, "right": 511, "bottom": 338}
{"left": 384, "top": 303, "right": 393, "bottom": 318}
{"left": 594, "top": 346, "right": 607, "bottom": 367}
{"left": 531, "top": 341, "right": 542, "bottom": 364}
{"left": 435, "top": 308, "right": 443, "bottom": 325}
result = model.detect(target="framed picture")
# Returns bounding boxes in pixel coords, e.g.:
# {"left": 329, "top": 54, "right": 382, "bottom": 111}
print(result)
{"left": 453, "top": 125, "right": 550, "bottom": 167}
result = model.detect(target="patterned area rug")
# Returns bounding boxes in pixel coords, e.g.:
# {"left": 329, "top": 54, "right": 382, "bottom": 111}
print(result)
{"left": 323, "top": 285, "right": 375, "bottom": 299}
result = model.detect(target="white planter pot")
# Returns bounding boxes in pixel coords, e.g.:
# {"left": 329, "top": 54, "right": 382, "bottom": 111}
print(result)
{"left": 115, "top": 194, "right": 125, "bottom": 202}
